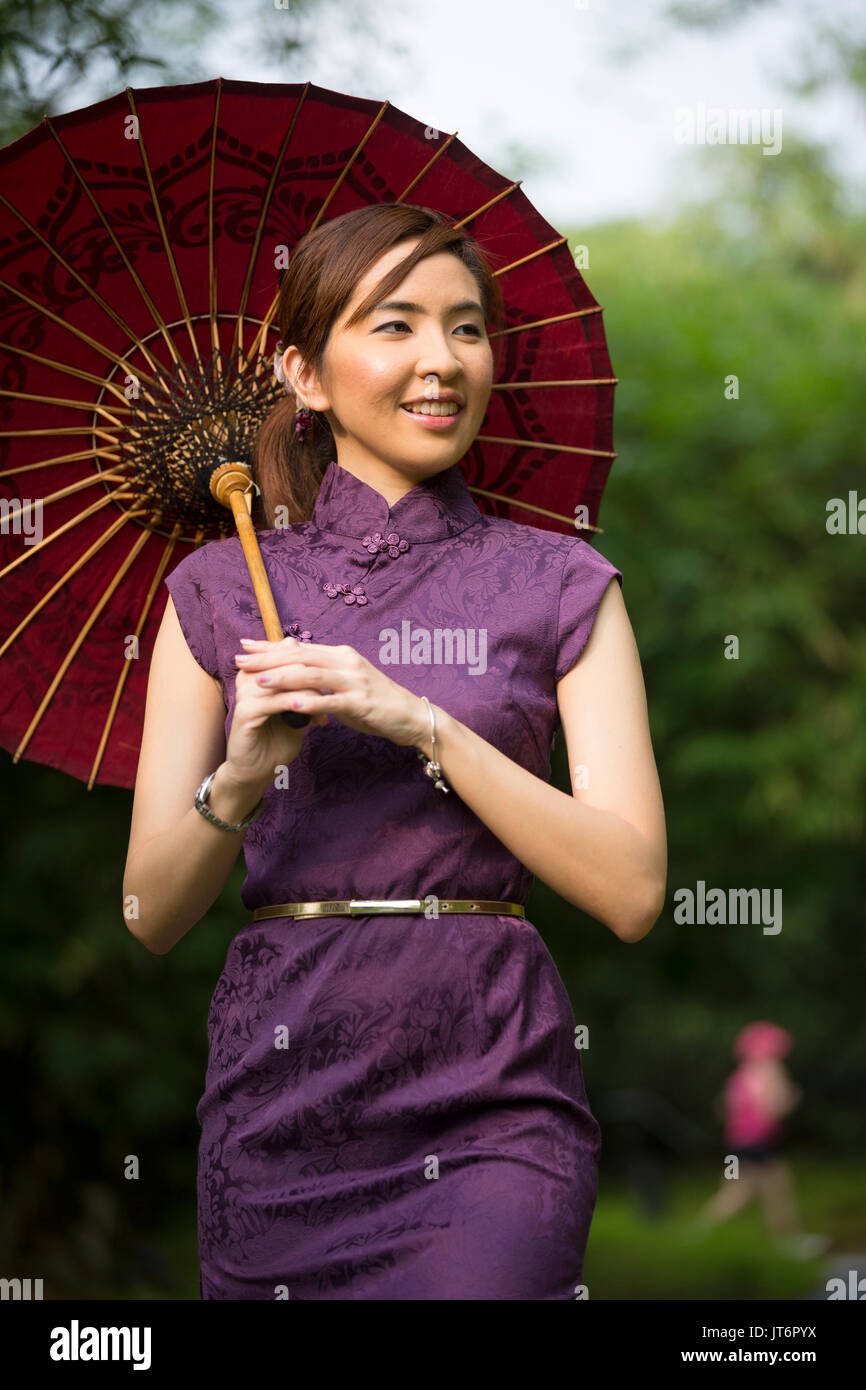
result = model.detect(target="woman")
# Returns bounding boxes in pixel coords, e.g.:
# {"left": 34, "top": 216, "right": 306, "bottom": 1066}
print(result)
{"left": 700, "top": 1021, "right": 814, "bottom": 1249}
{"left": 123, "top": 203, "right": 667, "bottom": 1300}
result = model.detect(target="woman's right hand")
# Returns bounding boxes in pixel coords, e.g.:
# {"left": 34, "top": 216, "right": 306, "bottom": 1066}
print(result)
{"left": 223, "top": 637, "right": 328, "bottom": 793}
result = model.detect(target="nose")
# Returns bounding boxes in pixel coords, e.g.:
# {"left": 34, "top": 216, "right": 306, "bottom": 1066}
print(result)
{"left": 413, "top": 327, "right": 463, "bottom": 392}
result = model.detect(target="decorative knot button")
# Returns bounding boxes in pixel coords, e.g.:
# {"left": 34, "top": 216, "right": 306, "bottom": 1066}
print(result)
{"left": 282, "top": 621, "right": 313, "bottom": 642}
{"left": 324, "top": 581, "right": 368, "bottom": 605}
{"left": 362, "top": 530, "right": 410, "bottom": 558}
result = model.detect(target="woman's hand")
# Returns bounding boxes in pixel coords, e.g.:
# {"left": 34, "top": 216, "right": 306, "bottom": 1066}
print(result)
{"left": 223, "top": 634, "right": 329, "bottom": 791}
{"left": 233, "top": 635, "right": 429, "bottom": 748}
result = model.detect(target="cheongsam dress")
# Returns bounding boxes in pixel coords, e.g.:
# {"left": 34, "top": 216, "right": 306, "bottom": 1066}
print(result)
{"left": 163, "top": 457, "right": 623, "bottom": 1300}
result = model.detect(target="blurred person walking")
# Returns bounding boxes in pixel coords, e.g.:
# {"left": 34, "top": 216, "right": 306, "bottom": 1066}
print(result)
{"left": 699, "top": 1022, "right": 827, "bottom": 1257}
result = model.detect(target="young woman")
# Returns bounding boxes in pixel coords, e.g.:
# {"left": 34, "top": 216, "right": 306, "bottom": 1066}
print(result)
{"left": 700, "top": 1021, "right": 816, "bottom": 1250}
{"left": 123, "top": 203, "right": 667, "bottom": 1300}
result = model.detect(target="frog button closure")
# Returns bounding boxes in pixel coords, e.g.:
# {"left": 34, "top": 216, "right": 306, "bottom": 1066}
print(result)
{"left": 362, "top": 529, "right": 410, "bottom": 559}
{"left": 282, "top": 621, "right": 313, "bottom": 641}
{"left": 323, "top": 582, "right": 368, "bottom": 606}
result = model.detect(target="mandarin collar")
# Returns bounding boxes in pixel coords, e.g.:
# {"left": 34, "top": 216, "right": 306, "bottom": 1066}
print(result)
{"left": 310, "top": 459, "right": 482, "bottom": 544}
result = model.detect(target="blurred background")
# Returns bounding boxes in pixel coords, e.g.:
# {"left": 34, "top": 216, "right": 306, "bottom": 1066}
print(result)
{"left": 0, "top": 0, "right": 864, "bottom": 1299}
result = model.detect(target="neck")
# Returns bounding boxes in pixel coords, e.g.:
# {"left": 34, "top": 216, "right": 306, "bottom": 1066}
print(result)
{"left": 330, "top": 449, "right": 454, "bottom": 509}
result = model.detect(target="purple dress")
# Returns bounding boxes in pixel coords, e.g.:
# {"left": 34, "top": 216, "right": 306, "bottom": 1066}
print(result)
{"left": 164, "top": 459, "right": 622, "bottom": 1300}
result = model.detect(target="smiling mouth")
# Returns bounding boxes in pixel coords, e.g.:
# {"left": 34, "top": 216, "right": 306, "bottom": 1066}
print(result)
{"left": 400, "top": 402, "right": 463, "bottom": 418}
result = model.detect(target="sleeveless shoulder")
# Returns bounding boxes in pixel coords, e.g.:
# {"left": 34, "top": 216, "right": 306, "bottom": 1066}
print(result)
{"left": 555, "top": 537, "right": 623, "bottom": 681}
{"left": 163, "top": 545, "right": 218, "bottom": 678}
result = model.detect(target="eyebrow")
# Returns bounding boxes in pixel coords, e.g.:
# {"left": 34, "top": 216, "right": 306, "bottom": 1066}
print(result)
{"left": 364, "top": 298, "right": 485, "bottom": 319}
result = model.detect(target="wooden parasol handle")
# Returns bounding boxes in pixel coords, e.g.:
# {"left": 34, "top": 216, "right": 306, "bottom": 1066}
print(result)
{"left": 209, "top": 459, "right": 310, "bottom": 727}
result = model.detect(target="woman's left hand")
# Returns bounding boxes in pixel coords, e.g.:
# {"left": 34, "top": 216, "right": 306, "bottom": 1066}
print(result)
{"left": 234, "top": 636, "right": 429, "bottom": 747}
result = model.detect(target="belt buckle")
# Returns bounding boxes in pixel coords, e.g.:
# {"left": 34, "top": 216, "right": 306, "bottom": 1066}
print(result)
{"left": 349, "top": 898, "right": 423, "bottom": 914}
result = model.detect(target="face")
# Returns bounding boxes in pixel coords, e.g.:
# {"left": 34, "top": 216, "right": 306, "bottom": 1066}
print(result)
{"left": 282, "top": 243, "right": 493, "bottom": 496}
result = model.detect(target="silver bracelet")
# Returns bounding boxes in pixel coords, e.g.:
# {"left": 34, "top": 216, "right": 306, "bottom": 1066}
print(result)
{"left": 415, "top": 696, "right": 450, "bottom": 793}
{"left": 194, "top": 770, "right": 265, "bottom": 832}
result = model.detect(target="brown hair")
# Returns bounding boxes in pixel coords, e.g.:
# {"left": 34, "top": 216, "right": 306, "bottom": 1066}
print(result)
{"left": 251, "top": 203, "right": 506, "bottom": 528}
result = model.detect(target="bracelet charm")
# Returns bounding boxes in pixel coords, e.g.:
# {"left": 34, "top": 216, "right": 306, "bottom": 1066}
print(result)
{"left": 415, "top": 696, "right": 450, "bottom": 793}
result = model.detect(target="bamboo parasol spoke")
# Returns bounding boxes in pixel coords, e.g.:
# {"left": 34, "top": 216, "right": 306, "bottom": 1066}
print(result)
{"left": 0, "top": 277, "right": 162, "bottom": 404}
{"left": 45, "top": 118, "right": 198, "bottom": 384}
{"left": 0, "top": 190, "right": 166, "bottom": 382}
{"left": 11, "top": 515, "right": 156, "bottom": 762}
{"left": 0, "top": 389, "right": 134, "bottom": 425}
{"left": 474, "top": 434, "right": 616, "bottom": 458}
{"left": 0, "top": 483, "right": 148, "bottom": 581}
{"left": 467, "top": 486, "right": 603, "bottom": 533}
{"left": 490, "top": 236, "right": 568, "bottom": 277}
{"left": 125, "top": 88, "right": 203, "bottom": 373}
{"left": 490, "top": 378, "right": 619, "bottom": 390}
{"left": 88, "top": 519, "right": 201, "bottom": 789}
{"left": 0, "top": 471, "right": 132, "bottom": 534}
{"left": 231, "top": 81, "right": 311, "bottom": 370}
{"left": 0, "top": 340, "right": 155, "bottom": 404}
{"left": 489, "top": 306, "right": 603, "bottom": 337}
{"left": 395, "top": 131, "right": 459, "bottom": 203}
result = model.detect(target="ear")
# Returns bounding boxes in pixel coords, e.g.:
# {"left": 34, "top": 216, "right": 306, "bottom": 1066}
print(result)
{"left": 281, "top": 344, "right": 330, "bottom": 412}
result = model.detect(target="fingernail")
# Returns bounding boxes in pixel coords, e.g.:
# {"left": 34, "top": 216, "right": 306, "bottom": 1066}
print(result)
{"left": 240, "top": 637, "right": 256, "bottom": 646}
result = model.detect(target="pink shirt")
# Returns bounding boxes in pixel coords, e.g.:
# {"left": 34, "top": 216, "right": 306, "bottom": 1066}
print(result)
{"left": 723, "top": 1064, "right": 784, "bottom": 1145}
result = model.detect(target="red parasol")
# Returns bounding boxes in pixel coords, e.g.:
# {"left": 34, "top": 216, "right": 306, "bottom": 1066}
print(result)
{"left": 0, "top": 78, "right": 618, "bottom": 791}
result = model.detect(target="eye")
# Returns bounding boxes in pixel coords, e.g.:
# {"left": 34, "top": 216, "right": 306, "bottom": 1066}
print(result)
{"left": 374, "top": 320, "right": 411, "bottom": 333}
{"left": 455, "top": 323, "right": 483, "bottom": 336}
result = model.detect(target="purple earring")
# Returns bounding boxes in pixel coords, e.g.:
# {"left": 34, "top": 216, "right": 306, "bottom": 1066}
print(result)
{"left": 294, "top": 406, "right": 314, "bottom": 442}
{"left": 274, "top": 340, "right": 315, "bottom": 443}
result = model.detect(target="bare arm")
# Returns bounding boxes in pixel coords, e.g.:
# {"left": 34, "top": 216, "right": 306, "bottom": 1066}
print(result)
{"left": 415, "top": 580, "right": 667, "bottom": 942}
{"left": 122, "top": 598, "right": 272, "bottom": 956}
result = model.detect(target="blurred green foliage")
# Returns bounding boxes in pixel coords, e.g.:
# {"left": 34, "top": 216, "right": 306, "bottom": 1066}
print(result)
{"left": 1, "top": 97, "right": 864, "bottom": 1297}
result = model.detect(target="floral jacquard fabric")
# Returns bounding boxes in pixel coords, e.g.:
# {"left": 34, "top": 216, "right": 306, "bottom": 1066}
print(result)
{"left": 163, "top": 458, "right": 623, "bottom": 1300}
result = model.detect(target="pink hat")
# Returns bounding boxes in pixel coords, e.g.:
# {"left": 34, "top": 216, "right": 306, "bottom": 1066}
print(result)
{"left": 734, "top": 1021, "right": 793, "bottom": 1061}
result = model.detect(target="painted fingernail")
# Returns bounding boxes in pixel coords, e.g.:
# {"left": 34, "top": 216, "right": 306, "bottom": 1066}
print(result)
{"left": 257, "top": 673, "right": 271, "bottom": 684}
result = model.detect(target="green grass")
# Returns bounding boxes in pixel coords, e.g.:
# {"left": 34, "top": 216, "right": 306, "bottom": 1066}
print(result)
{"left": 584, "top": 1158, "right": 860, "bottom": 1299}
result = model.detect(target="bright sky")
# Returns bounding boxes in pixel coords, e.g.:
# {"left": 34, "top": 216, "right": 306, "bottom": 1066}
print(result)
{"left": 203, "top": 0, "right": 865, "bottom": 229}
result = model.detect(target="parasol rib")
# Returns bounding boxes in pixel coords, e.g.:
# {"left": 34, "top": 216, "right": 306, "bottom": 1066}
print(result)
{"left": 474, "top": 434, "right": 615, "bottom": 458}
{"left": 308, "top": 99, "right": 390, "bottom": 234}
{"left": 0, "top": 484, "right": 147, "bottom": 582}
{"left": 10, "top": 515, "right": 154, "bottom": 763}
{"left": 451, "top": 180, "right": 522, "bottom": 230}
{"left": 0, "top": 277, "right": 160, "bottom": 401}
{"left": 0, "top": 425, "right": 120, "bottom": 444}
{"left": 0, "top": 191, "right": 165, "bottom": 381}
{"left": 0, "top": 338, "right": 147, "bottom": 405}
{"left": 0, "top": 446, "right": 123, "bottom": 475}
{"left": 395, "top": 131, "right": 459, "bottom": 203}
{"left": 467, "top": 486, "right": 604, "bottom": 533}
{"left": 88, "top": 521, "right": 201, "bottom": 789}
{"left": 490, "top": 306, "right": 602, "bottom": 337}
{"left": 0, "top": 470, "right": 131, "bottom": 531}
{"left": 231, "top": 81, "right": 311, "bottom": 368}
{"left": 126, "top": 87, "right": 203, "bottom": 371}
{"left": 491, "top": 378, "right": 619, "bottom": 390}
{"left": 0, "top": 388, "right": 131, "bottom": 426}
{"left": 491, "top": 236, "right": 568, "bottom": 276}
{"left": 207, "top": 81, "right": 221, "bottom": 364}
{"left": 249, "top": 95, "right": 390, "bottom": 361}
{"left": 45, "top": 117, "right": 194, "bottom": 381}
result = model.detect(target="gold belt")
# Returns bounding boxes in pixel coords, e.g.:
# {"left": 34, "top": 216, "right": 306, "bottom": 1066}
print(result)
{"left": 251, "top": 898, "right": 527, "bottom": 922}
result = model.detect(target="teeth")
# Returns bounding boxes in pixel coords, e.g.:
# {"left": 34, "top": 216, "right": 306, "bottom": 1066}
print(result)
{"left": 403, "top": 401, "right": 460, "bottom": 416}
